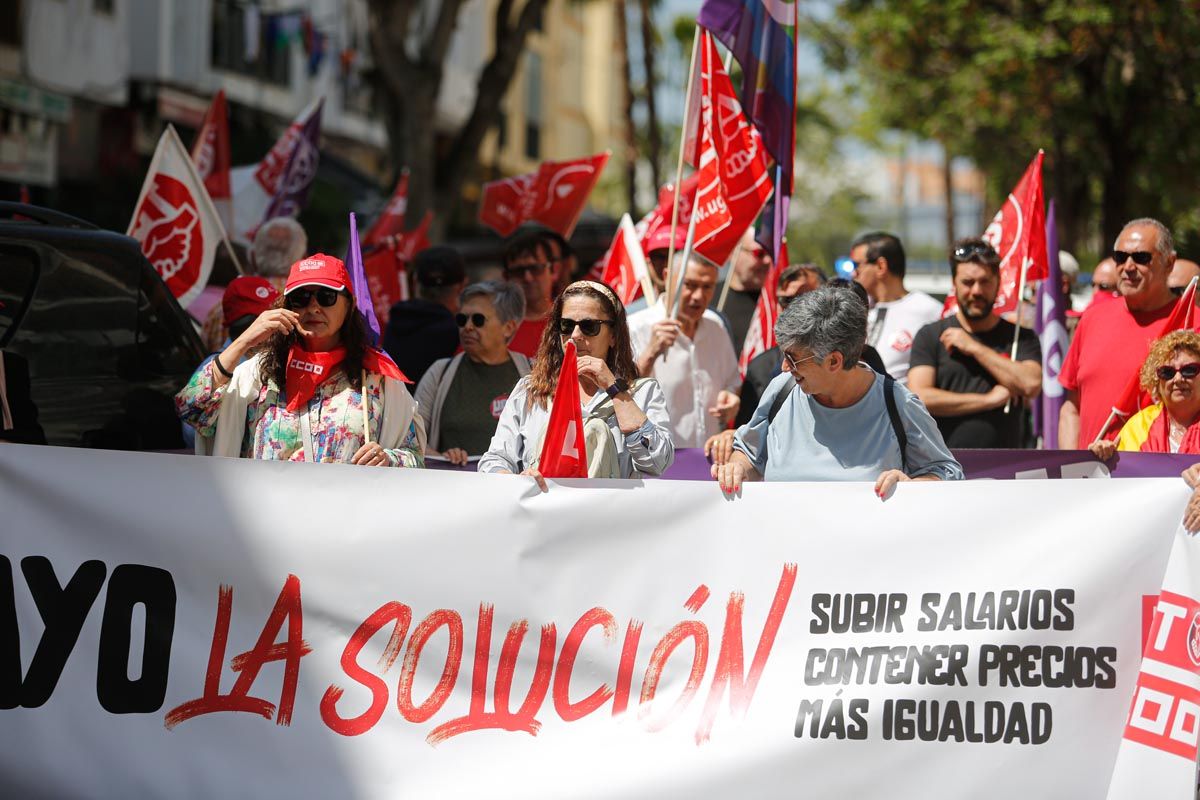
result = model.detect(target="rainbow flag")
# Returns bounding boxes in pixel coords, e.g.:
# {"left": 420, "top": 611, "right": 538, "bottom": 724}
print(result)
{"left": 698, "top": 0, "right": 797, "bottom": 191}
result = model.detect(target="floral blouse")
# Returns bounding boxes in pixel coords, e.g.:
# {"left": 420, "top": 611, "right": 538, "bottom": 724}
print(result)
{"left": 176, "top": 360, "right": 423, "bottom": 467}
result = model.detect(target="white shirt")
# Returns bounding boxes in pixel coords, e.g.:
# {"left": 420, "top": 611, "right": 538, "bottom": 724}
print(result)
{"left": 866, "top": 291, "right": 944, "bottom": 384}
{"left": 628, "top": 298, "right": 741, "bottom": 448}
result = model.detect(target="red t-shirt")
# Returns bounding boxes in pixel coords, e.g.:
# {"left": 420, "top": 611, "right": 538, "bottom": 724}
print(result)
{"left": 508, "top": 317, "right": 549, "bottom": 358}
{"left": 1058, "top": 297, "right": 1180, "bottom": 446}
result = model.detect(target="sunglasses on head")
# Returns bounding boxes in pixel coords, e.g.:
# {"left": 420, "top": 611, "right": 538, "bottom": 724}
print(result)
{"left": 1113, "top": 250, "right": 1154, "bottom": 266}
{"left": 505, "top": 262, "right": 551, "bottom": 279}
{"left": 953, "top": 243, "right": 996, "bottom": 262}
{"left": 557, "top": 317, "right": 613, "bottom": 337}
{"left": 285, "top": 287, "right": 342, "bottom": 309}
{"left": 455, "top": 312, "right": 488, "bottom": 328}
{"left": 1156, "top": 363, "right": 1200, "bottom": 381}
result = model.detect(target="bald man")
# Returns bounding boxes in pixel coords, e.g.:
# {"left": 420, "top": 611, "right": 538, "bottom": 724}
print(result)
{"left": 1169, "top": 257, "right": 1200, "bottom": 296}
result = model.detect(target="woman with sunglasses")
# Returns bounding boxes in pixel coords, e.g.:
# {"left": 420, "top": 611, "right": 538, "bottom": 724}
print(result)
{"left": 177, "top": 254, "right": 424, "bottom": 466}
{"left": 1090, "top": 331, "right": 1200, "bottom": 458}
{"left": 478, "top": 280, "right": 674, "bottom": 486}
{"left": 415, "top": 281, "right": 531, "bottom": 466}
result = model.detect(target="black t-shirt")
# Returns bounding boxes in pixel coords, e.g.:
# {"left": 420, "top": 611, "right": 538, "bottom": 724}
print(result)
{"left": 439, "top": 357, "right": 521, "bottom": 455}
{"left": 909, "top": 317, "right": 1041, "bottom": 448}
{"left": 710, "top": 283, "right": 760, "bottom": 352}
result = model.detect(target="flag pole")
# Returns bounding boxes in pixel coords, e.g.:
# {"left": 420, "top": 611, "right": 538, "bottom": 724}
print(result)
{"left": 168, "top": 125, "right": 246, "bottom": 275}
{"left": 711, "top": 46, "right": 741, "bottom": 315}
{"left": 1003, "top": 256, "right": 1032, "bottom": 414}
{"left": 361, "top": 369, "right": 371, "bottom": 446}
{"left": 665, "top": 26, "right": 701, "bottom": 316}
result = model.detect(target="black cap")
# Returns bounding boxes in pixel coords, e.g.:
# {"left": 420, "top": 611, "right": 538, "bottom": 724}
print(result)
{"left": 414, "top": 246, "right": 466, "bottom": 287}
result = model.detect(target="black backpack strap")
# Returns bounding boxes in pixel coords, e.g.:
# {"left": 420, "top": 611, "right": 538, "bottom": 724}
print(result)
{"left": 767, "top": 382, "right": 793, "bottom": 425}
{"left": 882, "top": 373, "right": 909, "bottom": 473}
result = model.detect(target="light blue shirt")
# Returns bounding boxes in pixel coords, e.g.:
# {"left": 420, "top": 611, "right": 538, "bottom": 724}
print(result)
{"left": 732, "top": 368, "right": 963, "bottom": 482}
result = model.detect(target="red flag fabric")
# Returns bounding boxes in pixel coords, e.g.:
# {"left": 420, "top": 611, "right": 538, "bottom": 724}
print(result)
{"left": 361, "top": 213, "right": 432, "bottom": 327}
{"left": 1097, "top": 279, "right": 1198, "bottom": 441}
{"left": 682, "top": 29, "right": 773, "bottom": 266}
{"left": 363, "top": 171, "right": 408, "bottom": 246}
{"left": 478, "top": 153, "right": 610, "bottom": 238}
{"left": 189, "top": 90, "right": 231, "bottom": 218}
{"left": 537, "top": 341, "right": 588, "bottom": 478}
{"left": 739, "top": 240, "right": 788, "bottom": 374}
{"left": 637, "top": 175, "right": 699, "bottom": 256}
{"left": 128, "top": 126, "right": 228, "bottom": 308}
{"left": 982, "top": 151, "right": 1047, "bottom": 314}
{"left": 599, "top": 214, "right": 651, "bottom": 305}
{"left": 363, "top": 347, "right": 410, "bottom": 383}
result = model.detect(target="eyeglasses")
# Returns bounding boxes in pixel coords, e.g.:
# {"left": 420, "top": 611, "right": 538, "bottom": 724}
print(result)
{"left": 1095, "top": 282, "right": 1117, "bottom": 292}
{"left": 749, "top": 246, "right": 768, "bottom": 259}
{"left": 782, "top": 350, "right": 819, "bottom": 372}
{"left": 505, "top": 262, "right": 551, "bottom": 279}
{"left": 1170, "top": 285, "right": 1186, "bottom": 297}
{"left": 1113, "top": 250, "right": 1154, "bottom": 266}
{"left": 1156, "top": 363, "right": 1200, "bottom": 381}
{"left": 779, "top": 293, "right": 799, "bottom": 309}
{"left": 953, "top": 243, "right": 996, "bottom": 262}
{"left": 455, "top": 312, "right": 488, "bottom": 328}
{"left": 557, "top": 317, "right": 613, "bottom": 337}
{"left": 285, "top": 287, "right": 342, "bottom": 309}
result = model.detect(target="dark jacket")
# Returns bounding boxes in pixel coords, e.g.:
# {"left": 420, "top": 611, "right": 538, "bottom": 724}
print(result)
{"left": 382, "top": 299, "right": 460, "bottom": 386}
{"left": 1, "top": 351, "right": 46, "bottom": 445}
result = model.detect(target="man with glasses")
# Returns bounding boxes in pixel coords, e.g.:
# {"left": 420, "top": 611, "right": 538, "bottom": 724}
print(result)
{"left": 502, "top": 233, "right": 561, "bottom": 357}
{"left": 1168, "top": 258, "right": 1200, "bottom": 299}
{"left": 908, "top": 239, "right": 1042, "bottom": 448}
{"left": 710, "top": 227, "right": 773, "bottom": 352}
{"left": 1086, "top": 256, "right": 1119, "bottom": 310}
{"left": 628, "top": 253, "right": 740, "bottom": 447}
{"left": 382, "top": 246, "right": 467, "bottom": 385}
{"left": 850, "top": 231, "right": 942, "bottom": 384}
{"left": 1059, "top": 217, "right": 1185, "bottom": 448}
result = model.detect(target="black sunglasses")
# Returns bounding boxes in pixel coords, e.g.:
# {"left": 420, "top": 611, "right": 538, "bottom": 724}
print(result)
{"left": 505, "top": 262, "right": 551, "bottom": 279}
{"left": 557, "top": 317, "right": 613, "bottom": 337}
{"left": 455, "top": 312, "right": 488, "bottom": 328}
{"left": 1113, "top": 250, "right": 1154, "bottom": 266}
{"left": 953, "top": 243, "right": 996, "bottom": 262}
{"left": 285, "top": 287, "right": 342, "bottom": 309}
{"left": 1170, "top": 285, "right": 1186, "bottom": 297}
{"left": 1156, "top": 363, "right": 1200, "bottom": 381}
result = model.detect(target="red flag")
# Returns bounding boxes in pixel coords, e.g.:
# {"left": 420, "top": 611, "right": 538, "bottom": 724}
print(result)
{"left": 599, "top": 214, "right": 651, "bottom": 305}
{"left": 1097, "top": 280, "right": 1198, "bottom": 441}
{"left": 537, "top": 341, "right": 588, "bottom": 478}
{"left": 982, "top": 151, "right": 1047, "bottom": 314}
{"left": 739, "top": 240, "right": 788, "bottom": 375}
{"left": 190, "top": 90, "right": 231, "bottom": 208}
{"left": 393, "top": 210, "right": 432, "bottom": 263}
{"left": 637, "top": 175, "right": 699, "bottom": 256}
{"left": 478, "top": 153, "right": 610, "bottom": 237}
{"left": 362, "top": 246, "right": 403, "bottom": 326}
{"left": 682, "top": 29, "right": 773, "bottom": 266}
{"left": 364, "top": 170, "right": 408, "bottom": 246}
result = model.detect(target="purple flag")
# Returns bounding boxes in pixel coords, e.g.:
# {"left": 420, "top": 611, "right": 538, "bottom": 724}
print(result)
{"left": 697, "top": 0, "right": 797, "bottom": 192}
{"left": 264, "top": 99, "right": 323, "bottom": 222}
{"left": 753, "top": 167, "right": 789, "bottom": 263}
{"left": 1035, "top": 198, "right": 1068, "bottom": 449}
{"left": 346, "top": 212, "right": 382, "bottom": 346}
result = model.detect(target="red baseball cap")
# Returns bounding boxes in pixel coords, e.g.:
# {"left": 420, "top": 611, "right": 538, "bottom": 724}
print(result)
{"left": 285, "top": 253, "right": 352, "bottom": 295}
{"left": 645, "top": 223, "right": 688, "bottom": 255}
{"left": 222, "top": 276, "right": 279, "bottom": 326}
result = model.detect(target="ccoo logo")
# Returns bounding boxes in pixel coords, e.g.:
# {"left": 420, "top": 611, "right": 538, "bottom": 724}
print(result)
{"left": 1188, "top": 611, "right": 1200, "bottom": 668}
{"left": 131, "top": 174, "right": 204, "bottom": 298}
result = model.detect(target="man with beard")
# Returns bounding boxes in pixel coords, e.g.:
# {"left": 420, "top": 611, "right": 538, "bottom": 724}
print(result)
{"left": 908, "top": 239, "right": 1042, "bottom": 448}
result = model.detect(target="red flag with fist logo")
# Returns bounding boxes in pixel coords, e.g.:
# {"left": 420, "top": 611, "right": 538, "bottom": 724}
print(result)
{"left": 983, "top": 150, "right": 1048, "bottom": 315}
{"left": 537, "top": 341, "right": 588, "bottom": 478}
{"left": 128, "top": 126, "right": 228, "bottom": 309}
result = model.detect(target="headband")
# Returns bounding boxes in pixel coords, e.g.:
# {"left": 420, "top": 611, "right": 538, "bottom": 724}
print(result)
{"left": 565, "top": 280, "right": 620, "bottom": 308}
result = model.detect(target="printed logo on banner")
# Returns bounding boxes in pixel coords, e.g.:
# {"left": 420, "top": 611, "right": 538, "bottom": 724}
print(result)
{"left": 130, "top": 174, "right": 204, "bottom": 297}
{"left": 1188, "top": 611, "right": 1200, "bottom": 667}
{"left": 1123, "top": 591, "right": 1200, "bottom": 760}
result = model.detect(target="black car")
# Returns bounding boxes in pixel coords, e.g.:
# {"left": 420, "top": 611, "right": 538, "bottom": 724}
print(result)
{"left": 0, "top": 202, "right": 205, "bottom": 450}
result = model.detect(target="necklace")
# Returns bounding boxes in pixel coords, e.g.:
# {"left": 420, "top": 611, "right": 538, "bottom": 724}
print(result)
{"left": 1169, "top": 418, "right": 1186, "bottom": 451}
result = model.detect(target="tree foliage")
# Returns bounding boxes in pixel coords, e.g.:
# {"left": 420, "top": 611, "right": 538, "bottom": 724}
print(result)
{"left": 819, "top": 0, "right": 1200, "bottom": 253}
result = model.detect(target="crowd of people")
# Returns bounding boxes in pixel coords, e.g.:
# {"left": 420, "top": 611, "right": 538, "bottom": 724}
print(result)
{"left": 164, "top": 214, "right": 1200, "bottom": 524}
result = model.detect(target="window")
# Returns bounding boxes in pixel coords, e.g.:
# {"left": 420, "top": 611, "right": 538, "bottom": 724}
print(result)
{"left": 136, "top": 263, "right": 203, "bottom": 378}
{"left": 94, "top": 0, "right": 114, "bottom": 14}
{"left": 0, "top": 243, "right": 38, "bottom": 345}
{"left": 524, "top": 52, "right": 542, "bottom": 160}
{"left": 0, "top": 0, "right": 20, "bottom": 45}
{"left": 211, "top": 0, "right": 291, "bottom": 88}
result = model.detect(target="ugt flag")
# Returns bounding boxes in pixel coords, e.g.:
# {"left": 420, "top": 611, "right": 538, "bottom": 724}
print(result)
{"left": 230, "top": 98, "right": 323, "bottom": 243}
{"left": 599, "top": 214, "right": 653, "bottom": 305}
{"left": 478, "top": 152, "right": 610, "bottom": 238}
{"left": 189, "top": 89, "right": 232, "bottom": 232}
{"left": 537, "top": 341, "right": 588, "bottom": 478}
{"left": 982, "top": 150, "right": 1047, "bottom": 315}
{"left": 128, "top": 126, "right": 230, "bottom": 309}
{"left": 698, "top": 0, "right": 797, "bottom": 193}
{"left": 1035, "top": 199, "right": 1069, "bottom": 449}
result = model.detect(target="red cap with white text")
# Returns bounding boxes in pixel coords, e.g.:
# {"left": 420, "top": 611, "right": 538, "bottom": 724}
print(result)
{"left": 284, "top": 253, "right": 351, "bottom": 295}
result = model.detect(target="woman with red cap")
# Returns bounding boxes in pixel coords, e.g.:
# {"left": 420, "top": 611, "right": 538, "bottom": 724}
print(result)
{"left": 177, "top": 254, "right": 425, "bottom": 466}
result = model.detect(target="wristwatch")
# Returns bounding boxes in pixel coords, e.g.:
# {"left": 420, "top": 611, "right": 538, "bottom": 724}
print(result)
{"left": 605, "top": 378, "right": 629, "bottom": 399}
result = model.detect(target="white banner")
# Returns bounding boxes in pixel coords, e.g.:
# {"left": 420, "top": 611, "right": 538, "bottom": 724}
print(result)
{"left": 1, "top": 444, "right": 1198, "bottom": 799}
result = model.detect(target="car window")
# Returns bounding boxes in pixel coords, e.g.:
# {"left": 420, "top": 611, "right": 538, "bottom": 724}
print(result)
{"left": 137, "top": 263, "right": 205, "bottom": 376}
{"left": 0, "top": 243, "right": 39, "bottom": 345}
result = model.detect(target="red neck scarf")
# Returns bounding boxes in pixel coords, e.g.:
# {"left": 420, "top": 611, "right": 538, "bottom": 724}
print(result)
{"left": 284, "top": 344, "right": 346, "bottom": 412}
{"left": 1143, "top": 404, "right": 1200, "bottom": 454}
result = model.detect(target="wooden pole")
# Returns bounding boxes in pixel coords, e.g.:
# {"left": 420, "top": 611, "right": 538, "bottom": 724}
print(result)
{"left": 664, "top": 26, "right": 700, "bottom": 316}
{"left": 361, "top": 369, "right": 371, "bottom": 446}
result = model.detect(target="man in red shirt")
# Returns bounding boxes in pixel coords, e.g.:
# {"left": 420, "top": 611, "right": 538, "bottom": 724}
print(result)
{"left": 502, "top": 233, "right": 561, "bottom": 357}
{"left": 1059, "top": 218, "right": 1181, "bottom": 448}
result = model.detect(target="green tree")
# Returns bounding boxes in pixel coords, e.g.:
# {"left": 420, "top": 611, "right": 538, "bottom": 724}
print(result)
{"left": 816, "top": 1, "right": 1200, "bottom": 252}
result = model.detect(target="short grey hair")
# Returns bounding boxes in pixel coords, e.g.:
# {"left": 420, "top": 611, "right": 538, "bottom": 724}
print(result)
{"left": 460, "top": 280, "right": 526, "bottom": 326}
{"left": 1120, "top": 217, "right": 1175, "bottom": 258}
{"left": 252, "top": 217, "right": 308, "bottom": 277}
{"left": 774, "top": 285, "right": 866, "bottom": 369}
